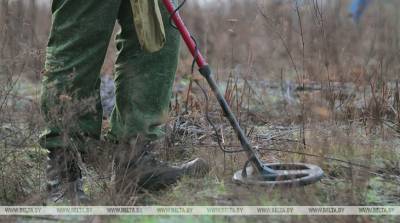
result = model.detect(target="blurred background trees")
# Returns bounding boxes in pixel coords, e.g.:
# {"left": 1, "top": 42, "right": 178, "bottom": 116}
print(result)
{"left": 1, "top": 0, "right": 400, "bottom": 82}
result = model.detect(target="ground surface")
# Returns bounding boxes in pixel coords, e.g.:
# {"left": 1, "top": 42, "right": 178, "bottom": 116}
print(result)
{"left": 2, "top": 77, "right": 400, "bottom": 223}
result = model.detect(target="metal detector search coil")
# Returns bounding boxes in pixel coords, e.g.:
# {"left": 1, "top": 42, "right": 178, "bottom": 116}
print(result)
{"left": 233, "top": 163, "right": 324, "bottom": 187}
{"left": 163, "top": 0, "right": 324, "bottom": 187}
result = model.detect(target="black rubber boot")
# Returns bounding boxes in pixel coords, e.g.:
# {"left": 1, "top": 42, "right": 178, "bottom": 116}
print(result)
{"left": 46, "top": 149, "right": 89, "bottom": 205}
{"left": 115, "top": 137, "right": 210, "bottom": 193}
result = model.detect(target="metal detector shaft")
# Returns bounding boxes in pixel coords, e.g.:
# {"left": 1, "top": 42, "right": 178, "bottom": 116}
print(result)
{"left": 199, "top": 66, "right": 267, "bottom": 172}
{"left": 163, "top": 0, "right": 274, "bottom": 174}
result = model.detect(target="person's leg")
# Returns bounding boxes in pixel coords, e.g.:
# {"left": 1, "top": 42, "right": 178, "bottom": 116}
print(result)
{"left": 41, "top": 0, "right": 121, "bottom": 204}
{"left": 109, "top": 0, "right": 180, "bottom": 143}
{"left": 40, "top": 0, "right": 121, "bottom": 150}
{"left": 110, "top": 0, "right": 209, "bottom": 196}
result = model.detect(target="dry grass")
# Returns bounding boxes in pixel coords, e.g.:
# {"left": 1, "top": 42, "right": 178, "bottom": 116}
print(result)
{"left": 1, "top": 0, "right": 400, "bottom": 222}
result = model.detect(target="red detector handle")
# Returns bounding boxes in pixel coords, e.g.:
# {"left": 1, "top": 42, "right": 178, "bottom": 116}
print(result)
{"left": 162, "top": 0, "right": 208, "bottom": 69}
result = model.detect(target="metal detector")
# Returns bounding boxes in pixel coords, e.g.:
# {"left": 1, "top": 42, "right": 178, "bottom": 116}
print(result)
{"left": 162, "top": 0, "right": 324, "bottom": 187}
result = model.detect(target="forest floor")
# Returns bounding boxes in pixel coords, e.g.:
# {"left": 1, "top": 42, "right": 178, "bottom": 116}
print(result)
{"left": 2, "top": 75, "right": 400, "bottom": 223}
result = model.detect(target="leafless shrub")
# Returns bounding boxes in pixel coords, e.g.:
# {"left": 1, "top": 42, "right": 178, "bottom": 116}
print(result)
{"left": 2, "top": 0, "right": 400, "bottom": 210}
{"left": 0, "top": 0, "right": 47, "bottom": 204}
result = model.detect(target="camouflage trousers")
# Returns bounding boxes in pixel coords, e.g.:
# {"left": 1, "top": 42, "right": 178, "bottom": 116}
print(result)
{"left": 40, "top": 0, "right": 180, "bottom": 150}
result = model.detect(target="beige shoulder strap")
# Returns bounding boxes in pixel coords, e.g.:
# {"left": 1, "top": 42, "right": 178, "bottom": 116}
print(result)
{"left": 130, "top": 0, "right": 166, "bottom": 53}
